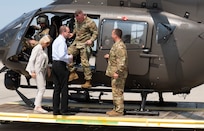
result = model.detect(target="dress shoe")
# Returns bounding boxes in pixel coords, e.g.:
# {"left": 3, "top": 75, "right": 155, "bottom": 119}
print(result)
{"left": 61, "top": 112, "right": 75, "bottom": 115}
{"left": 53, "top": 112, "right": 61, "bottom": 115}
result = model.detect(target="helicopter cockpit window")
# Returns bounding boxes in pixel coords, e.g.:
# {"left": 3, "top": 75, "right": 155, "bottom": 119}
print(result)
{"left": 0, "top": 10, "right": 36, "bottom": 47}
{"left": 100, "top": 19, "right": 148, "bottom": 49}
{"left": 156, "top": 23, "right": 176, "bottom": 44}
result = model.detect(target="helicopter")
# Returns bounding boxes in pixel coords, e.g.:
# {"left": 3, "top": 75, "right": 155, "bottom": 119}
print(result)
{"left": 0, "top": 0, "right": 204, "bottom": 115}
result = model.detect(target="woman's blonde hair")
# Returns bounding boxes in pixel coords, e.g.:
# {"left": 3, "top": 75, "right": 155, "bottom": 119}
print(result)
{"left": 39, "top": 35, "right": 52, "bottom": 45}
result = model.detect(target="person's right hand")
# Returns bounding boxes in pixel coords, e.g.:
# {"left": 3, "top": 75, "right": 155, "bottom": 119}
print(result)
{"left": 68, "top": 54, "right": 73, "bottom": 63}
{"left": 69, "top": 33, "right": 74, "bottom": 38}
{"left": 31, "top": 72, "right": 36, "bottom": 79}
{"left": 104, "top": 54, "right": 109, "bottom": 59}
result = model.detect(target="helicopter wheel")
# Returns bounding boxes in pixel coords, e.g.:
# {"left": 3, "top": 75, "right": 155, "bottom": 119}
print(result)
{"left": 4, "top": 70, "right": 20, "bottom": 90}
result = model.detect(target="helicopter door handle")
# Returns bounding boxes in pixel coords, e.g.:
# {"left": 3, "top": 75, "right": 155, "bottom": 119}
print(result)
{"left": 142, "top": 48, "right": 150, "bottom": 54}
{"left": 140, "top": 53, "right": 159, "bottom": 58}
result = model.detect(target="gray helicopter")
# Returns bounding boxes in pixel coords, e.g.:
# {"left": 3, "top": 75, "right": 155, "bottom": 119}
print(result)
{"left": 0, "top": 0, "right": 204, "bottom": 115}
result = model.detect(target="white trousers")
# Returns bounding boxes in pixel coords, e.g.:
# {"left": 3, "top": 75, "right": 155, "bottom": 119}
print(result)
{"left": 34, "top": 71, "right": 46, "bottom": 107}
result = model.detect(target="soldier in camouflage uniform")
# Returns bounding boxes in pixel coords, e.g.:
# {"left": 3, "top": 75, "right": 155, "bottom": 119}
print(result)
{"left": 35, "top": 14, "right": 50, "bottom": 40}
{"left": 68, "top": 10, "right": 98, "bottom": 88}
{"left": 16, "top": 15, "right": 50, "bottom": 61}
{"left": 104, "top": 28, "right": 128, "bottom": 117}
{"left": 20, "top": 15, "right": 50, "bottom": 50}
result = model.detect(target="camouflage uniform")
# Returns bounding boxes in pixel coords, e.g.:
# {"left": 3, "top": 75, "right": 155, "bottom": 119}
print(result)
{"left": 68, "top": 16, "right": 98, "bottom": 80}
{"left": 23, "top": 27, "right": 49, "bottom": 56}
{"left": 105, "top": 39, "right": 128, "bottom": 113}
{"left": 21, "top": 37, "right": 35, "bottom": 52}
{"left": 34, "top": 28, "right": 50, "bottom": 41}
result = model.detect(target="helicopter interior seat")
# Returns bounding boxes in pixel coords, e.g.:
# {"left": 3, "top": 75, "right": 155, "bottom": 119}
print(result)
{"left": 49, "top": 15, "right": 62, "bottom": 39}
{"left": 123, "top": 34, "right": 131, "bottom": 43}
{"left": 48, "top": 15, "right": 62, "bottom": 63}
{"left": 128, "top": 38, "right": 143, "bottom": 48}
{"left": 124, "top": 34, "right": 145, "bottom": 49}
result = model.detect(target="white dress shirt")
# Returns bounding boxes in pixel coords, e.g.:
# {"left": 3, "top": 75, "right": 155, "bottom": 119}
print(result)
{"left": 52, "top": 35, "right": 72, "bottom": 64}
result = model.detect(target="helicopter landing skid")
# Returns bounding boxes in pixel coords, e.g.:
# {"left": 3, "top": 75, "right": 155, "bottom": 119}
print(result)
{"left": 126, "top": 109, "right": 159, "bottom": 116}
{"left": 125, "top": 91, "right": 159, "bottom": 116}
{"left": 68, "top": 87, "right": 159, "bottom": 116}
{"left": 19, "top": 84, "right": 159, "bottom": 115}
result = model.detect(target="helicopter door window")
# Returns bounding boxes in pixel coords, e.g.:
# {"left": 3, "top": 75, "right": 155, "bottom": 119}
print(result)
{"left": 100, "top": 19, "right": 148, "bottom": 49}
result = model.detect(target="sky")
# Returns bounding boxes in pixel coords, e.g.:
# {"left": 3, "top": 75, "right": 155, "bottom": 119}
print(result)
{"left": 0, "top": 0, "right": 53, "bottom": 29}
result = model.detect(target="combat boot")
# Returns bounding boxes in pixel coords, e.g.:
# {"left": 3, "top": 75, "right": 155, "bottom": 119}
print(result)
{"left": 68, "top": 72, "right": 79, "bottom": 82}
{"left": 81, "top": 80, "right": 92, "bottom": 88}
{"left": 106, "top": 110, "right": 123, "bottom": 117}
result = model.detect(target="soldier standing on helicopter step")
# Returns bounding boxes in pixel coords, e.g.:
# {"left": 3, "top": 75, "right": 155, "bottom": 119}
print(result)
{"left": 104, "top": 28, "right": 128, "bottom": 117}
{"left": 68, "top": 9, "right": 98, "bottom": 88}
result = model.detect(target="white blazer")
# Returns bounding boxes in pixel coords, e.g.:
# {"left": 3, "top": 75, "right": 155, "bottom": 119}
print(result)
{"left": 26, "top": 44, "right": 48, "bottom": 75}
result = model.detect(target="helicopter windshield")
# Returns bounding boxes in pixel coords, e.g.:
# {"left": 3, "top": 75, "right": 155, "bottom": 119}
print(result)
{"left": 0, "top": 10, "right": 38, "bottom": 47}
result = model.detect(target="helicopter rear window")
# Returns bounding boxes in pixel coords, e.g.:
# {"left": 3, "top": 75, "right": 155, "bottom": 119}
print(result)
{"left": 100, "top": 19, "right": 148, "bottom": 49}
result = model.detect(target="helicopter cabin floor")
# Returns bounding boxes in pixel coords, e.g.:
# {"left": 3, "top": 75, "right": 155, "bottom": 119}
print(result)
{"left": 1, "top": 98, "right": 204, "bottom": 129}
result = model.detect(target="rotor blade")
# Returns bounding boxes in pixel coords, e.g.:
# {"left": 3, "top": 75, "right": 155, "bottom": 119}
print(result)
{"left": 50, "top": 0, "right": 73, "bottom": 5}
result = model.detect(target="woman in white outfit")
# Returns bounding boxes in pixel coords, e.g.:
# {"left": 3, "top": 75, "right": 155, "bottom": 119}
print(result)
{"left": 26, "top": 35, "right": 52, "bottom": 113}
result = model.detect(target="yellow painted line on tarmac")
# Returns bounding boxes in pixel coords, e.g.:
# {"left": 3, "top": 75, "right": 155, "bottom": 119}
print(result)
{"left": 6, "top": 101, "right": 22, "bottom": 105}
{"left": 1, "top": 112, "right": 204, "bottom": 128}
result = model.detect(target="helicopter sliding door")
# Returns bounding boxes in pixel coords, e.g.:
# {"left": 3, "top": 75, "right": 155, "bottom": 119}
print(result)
{"left": 96, "top": 19, "right": 149, "bottom": 76}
